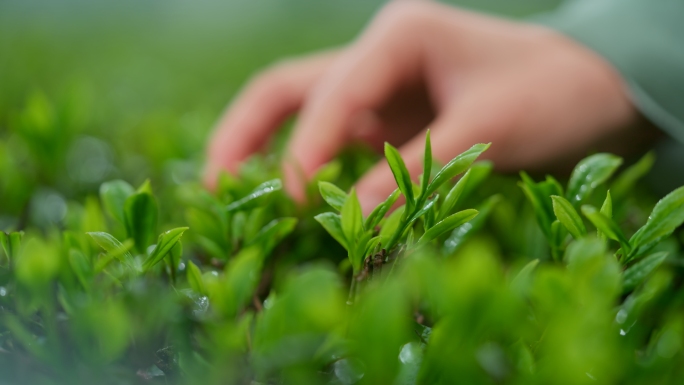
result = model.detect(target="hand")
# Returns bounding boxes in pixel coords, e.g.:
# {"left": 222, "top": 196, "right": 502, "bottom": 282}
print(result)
{"left": 205, "top": 0, "right": 637, "bottom": 213}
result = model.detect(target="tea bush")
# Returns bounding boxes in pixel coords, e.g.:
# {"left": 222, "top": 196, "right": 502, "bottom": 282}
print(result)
{"left": 2, "top": 114, "right": 684, "bottom": 384}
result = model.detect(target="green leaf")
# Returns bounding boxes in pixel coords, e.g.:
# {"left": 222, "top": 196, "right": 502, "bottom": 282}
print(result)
{"left": 385, "top": 142, "right": 415, "bottom": 212}
{"left": 352, "top": 231, "right": 373, "bottom": 272}
{"left": 459, "top": 160, "right": 494, "bottom": 201}
{"left": 364, "top": 235, "right": 382, "bottom": 257}
{"left": 99, "top": 180, "right": 135, "bottom": 224}
{"left": 0, "top": 231, "right": 23, "bottom": 261}
{"left": 511, "top": 259, "right": 539, "bottom": 295}
{"left": 341, "top": 188, "right": 363, "bottom": 243}
{"left": 142, "top": 227, "right": 189, "bottom": 271}
{"left": 167, "top": 241, "right": 182, "bottom": 282}
{"left": 315, "top": 212, "right": 347, "bottom": 250}
{"left": 417, "top": 209, "right": 478, "bottom": 246}
{"left": 550, "top": 220, "right": 566, "bottom": 260}
{"left": 438, "top": 170, "right": 471, "bottom": 221}
{"left": 379, "top": 206, "right": 405, "bottom": 248}
{"left": 420, "top": 130, "right": 432, "bottom": 197}
{"left": 443, "top": 195, "right": 499, "bottom": 255}
{"left": 407, "top": 196, "right": 438, "bottom": 227}
{"left": 566, "top": 153, "right": 622, "bottom": 206}
{"left": 424, "top": 201, "right": 437, "bottom": 230}
{"left": 124, "top": 180, "right": 159, "bottom": 253}
{"left": 187, "top": 260, "right": 206, "bottom": 295}
{"left": 629, "top": 185, "right": 684, "bottom": 257}
{"left": 581, "top": 205, "right": 631, "bottom": 254}
{"left": 226, "top": 179, "right": 282, "bottom": 212}
{"left": 597, "top": 191, "right": 613, "bottom": 239}
{"left": 318, "top": 181, "right": 347, "bottom": 212}
{"left": 518, "top": 172, "right": 554, "bottom": 239}
{"left": 426, "top": 143, "right": 490, "bottom": 197}
{"left": 243, "top": 207, "right": 267, "bottom": 244}
{"left": 622, "top": 251, "right": 668, "bottom": 292}
{"left": 68, "top": 249, "right": 92, "bottom": 290}
{"left": 365, "top": 189, "right": 401, "bottom": 230}
{"left": 600, "top": 190, "right": 613, "bottom": 218}
{"left": 222, "top": 247, "right": 263, "bottom": 317}
{"left": 551, "top": 196, "right": 586, "bottom": 240}
{"left": 87, "top": 232, "right": 135, "bottom": 270}
{"left": 611, "top": 151, "right": 655, "bottom": 201}
{"left": 247, "top": 218, "right": 298, "bottom": 256}
{"left": 386, "top": 198, "right": 438, "bottom": 251}
{"left": 545, "top": 175, "right": 564, "bottom": 197}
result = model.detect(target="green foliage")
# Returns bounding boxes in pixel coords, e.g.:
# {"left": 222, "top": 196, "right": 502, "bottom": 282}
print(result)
{"left": 566, "top": 153, "right": 622, "bottom": 206}
{"left": 628, "top": 186, "right": 684, "bottom": 261}
{"left": 2, "top": 94, "right": 684, "bottom": 385}
{"left": 551, "top": 195, "right": 586, "bottom": 239}
{"left": 142, "top": 227, "right": 188, "bottom": 271}
{"left": 124, "top": 180, "right": 159, "bottom": 254}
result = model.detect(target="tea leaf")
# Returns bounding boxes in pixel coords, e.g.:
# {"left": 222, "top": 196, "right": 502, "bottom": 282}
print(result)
{"left": 551, "top": 196, "right": 586, "bottom": 240}
{"left": 629, "top": 185, "right": 684, "bottom": 256}
{"left": 364, "top": 236, "right": 382, "bottom": 257}
{"left": 124, "top": 180, "right": 159, "bottom": 253}
{"left": 611, "top": 151, "right": 655, "bottom": 201}
{"left": 511, "top": 259, "right": 539, "bottom": 295}
{"left": 443, "top": 195, "right": 499, "bottom": 255}
{"left": 420, "top": 130, "right": 432, "bottom": 198}
{"left": 315, "top": 212, "right": 347, "bottom": 250}
{"left": 68, "top": 249, "right": 92, "bottom": 290}
{"left": 459, "top": 160, "right": 494, "bottom": 202}
{"left": 387, "top": 198, "right": 437, "bottom": 251}
{"left": 365, "top": 189, "right": 401, "bottom": 230}
{"left": 622, "top": 251, "right": 668, "bottom": 292}
{"left": 226, "top": 179, "right": 282, "bottom": 212}
{"left": 596, "top": 191, "right": 613, "bottom": 239}
{"left": 318, "top": 181, "right": 347, "bottom": 212}
{"left": 546, "top": 175, "right": 564, "bottom": 197}
{"left": 519, "top": 172, "right": 554, "bottom": 239}
{"left": 223, "top": 247, "right": 263, "bottom": 316}
{"left": 426, "top": 143, "right": 490, "bottom": 197}
{"left": 385, "top": 142, "right": 415, "bottom": 211}
{"left": 417, "top": 209, "right": 478, "bottom": 246}
{"left": 187, "top": 260, "right": 206, "bottom": 295}
{"left": 88, "top": 232, "right": 133, "bottom": 261}
{"left": 581, "top": 205, "right": 631, "bottom": 254}
{"left": 100, "top": 180, "right": 135, "bottom": 224}
{"left": 408, "top": 196, "right": 438, "bottom": 226}
{"left": 0, "top": 231, "right": 23, "bottom": 261}
{"left": 438, "top": 169, "right": 471, "bottom": 221}
{"left": 379, "top": 206, "right": 405, "bottom": 248}
{"left": 600, "top": 191, "right": 613, "bottom": 218}
{"left": 352, "top": 231, "right": 373, "bottom": 272}
{"left": 142, "top": 227, "right": 189, "bottom": 271}
{"left": 247, "top": 217, "right": 298, "bottom": 256}
{"left": 566, "top": 153, "right": 622, "bottom": 206}
{"left": 341, "top": 189, "right": 363, "bottom": 243}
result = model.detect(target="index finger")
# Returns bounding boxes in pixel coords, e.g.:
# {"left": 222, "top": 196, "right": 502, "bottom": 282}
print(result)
{"left": 204, "top": 53, "right": 337, "bottom": 189}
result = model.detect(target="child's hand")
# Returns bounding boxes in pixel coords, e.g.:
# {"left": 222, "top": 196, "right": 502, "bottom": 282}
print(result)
{"left": 205, "top": 0, "right": 637, "bottom": 213}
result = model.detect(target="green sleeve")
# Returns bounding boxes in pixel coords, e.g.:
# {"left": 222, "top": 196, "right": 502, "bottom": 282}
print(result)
{"left": 536, "top": 0, "right": 684, "bottom": 143}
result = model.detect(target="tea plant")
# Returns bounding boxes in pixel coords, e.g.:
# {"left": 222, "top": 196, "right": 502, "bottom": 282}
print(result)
{"left": 2, "top": 127, "right": 684, "bottom": 384}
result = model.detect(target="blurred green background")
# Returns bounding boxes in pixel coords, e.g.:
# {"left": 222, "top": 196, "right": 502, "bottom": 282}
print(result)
{"left": 0, "top": 0, "right": 604, "bottom": 231}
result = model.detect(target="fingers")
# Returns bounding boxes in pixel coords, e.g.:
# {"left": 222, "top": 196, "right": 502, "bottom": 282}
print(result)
{"left": 282, "top": 3, "right": 430, "bottom": 201}
{"left": 204, "top": 52, "right": 337, "bottom": 189}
